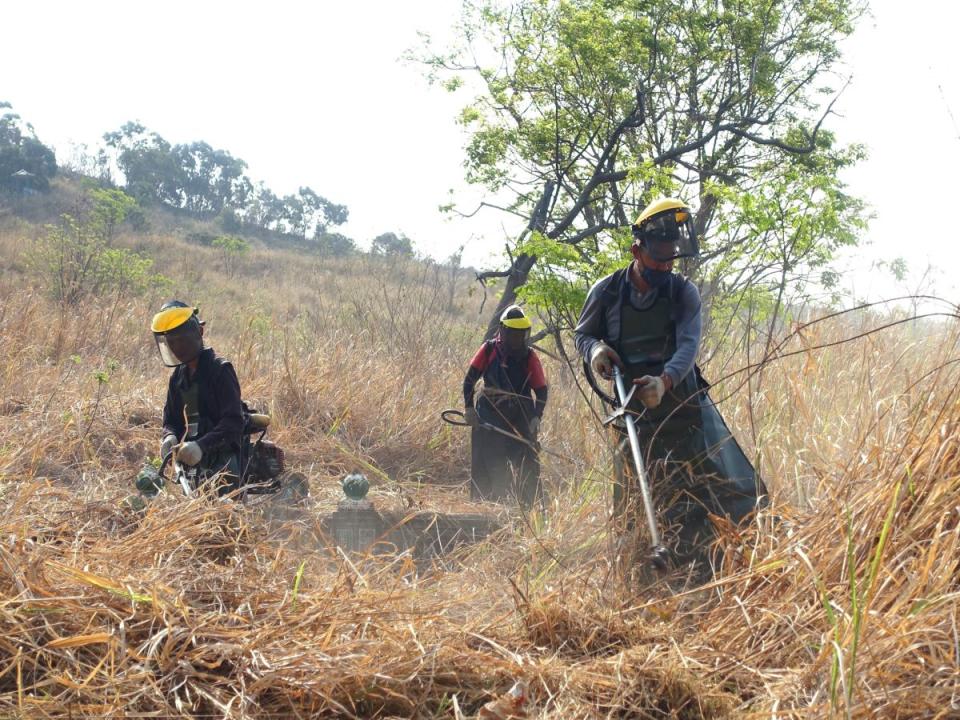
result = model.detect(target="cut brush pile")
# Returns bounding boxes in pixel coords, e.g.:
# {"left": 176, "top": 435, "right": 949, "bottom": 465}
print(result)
{"left": 1, "top": 215, "right": 958, "bottom": 716}
{"left": 1, "top": 374, "right": 958, "bottom": 718}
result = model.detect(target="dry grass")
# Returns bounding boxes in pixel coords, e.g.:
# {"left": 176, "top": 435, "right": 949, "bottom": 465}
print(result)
{"left": 0, "top": 202, "right": 959, "bottom": 718}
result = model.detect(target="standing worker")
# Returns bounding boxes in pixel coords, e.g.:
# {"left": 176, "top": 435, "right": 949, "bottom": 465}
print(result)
{"left": 462, "top": 305, "right": 548, "bottom": 508}
{"left": 574, "top": 198, "right": 765, "bottom": 575}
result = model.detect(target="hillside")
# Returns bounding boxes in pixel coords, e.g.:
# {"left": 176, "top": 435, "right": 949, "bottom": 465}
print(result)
{"left": 0, "top": 181, "right": 958, "bottom": 718}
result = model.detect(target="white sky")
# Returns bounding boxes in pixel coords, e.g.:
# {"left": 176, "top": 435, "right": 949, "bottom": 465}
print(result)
{"left": 2, "top": 0, "right": 958, "bottom": 303}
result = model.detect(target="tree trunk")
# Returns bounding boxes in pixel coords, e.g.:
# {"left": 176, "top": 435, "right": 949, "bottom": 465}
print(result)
{"left": 483, "top": 253, "right": 538, "bottom": 340}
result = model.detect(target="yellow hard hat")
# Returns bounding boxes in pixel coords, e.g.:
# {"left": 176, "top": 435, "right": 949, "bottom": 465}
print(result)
{"left": 151, "top": 302, "right": 197, "bottom": 333}
{"left": 633, "top": 198, "right": 689, "bottom": 228}
{"left": 151, "top": 301, "right": 204, "bottom": 367}
{"left": 631, "top": 198, "right": 698, "bottom": 261}
{"left": 500, "top": 304, "right": 532, "bottom": 330}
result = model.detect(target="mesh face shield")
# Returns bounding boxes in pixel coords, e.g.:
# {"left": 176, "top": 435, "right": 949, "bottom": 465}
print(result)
{"left": 500, "top": 326, "right": 530, "bottom": 356}
{"left": 633, "top": 208, "right": 699, "bottom": 261}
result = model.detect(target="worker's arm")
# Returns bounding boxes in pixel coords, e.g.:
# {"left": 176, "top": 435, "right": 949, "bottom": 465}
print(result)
{"left": 462, "top": 343, "right": 492, "bottom": 409}
{"left": 573, "top": 276, "right": 615, "bottom": 361}
{"left": 195, "top": 362, "right": 245, "bottom": 455}
{"left": 527, "top": 352, "right": 548, "bottom": 417}
{"left": 161, "top": 373, "right": 185, "bottom": 440}
{"left": 662, "top": 279, "right": 702, "bottom": 389}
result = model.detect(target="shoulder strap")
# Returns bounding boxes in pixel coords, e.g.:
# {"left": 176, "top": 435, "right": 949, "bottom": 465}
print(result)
{"left": 598, "top": 267, "right": 628, "bottom": 313}
{"left": 205, "top": 352, "right": 230, "bottom": 382}
{"left": 595, "top": 267, "right": 629, "bottom": 340}
{"left": 670, "top": 272, "right": 687, "bottom": 304}
{"left": 483, "top": 339, "right": 498, "bottom": 366}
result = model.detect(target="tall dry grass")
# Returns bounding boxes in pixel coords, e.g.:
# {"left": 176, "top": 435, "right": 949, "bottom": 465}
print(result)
{"left": 0, "top": 206, "right": 958, "bottom": 717}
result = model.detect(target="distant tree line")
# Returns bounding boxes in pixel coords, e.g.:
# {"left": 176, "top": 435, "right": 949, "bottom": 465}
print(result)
{"left": 100, "top": 121, "right": 350, "bottom": 246}
{"left": 1, "top": 101, "right": 421, "bottom": 260}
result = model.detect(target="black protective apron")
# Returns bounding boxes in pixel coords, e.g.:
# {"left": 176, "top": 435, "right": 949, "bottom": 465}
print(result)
{"left": 612, "top": 278, "right": 766, "bottom": 564}
{"left": 471, "top": 344, "right": 541, "bottom": 508}
{"left": 178, "top": 372, "right": 241, "bottom": 494}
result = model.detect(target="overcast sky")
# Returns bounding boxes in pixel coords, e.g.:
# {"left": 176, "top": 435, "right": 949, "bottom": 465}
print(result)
{"left": 3, "top": 0, "right": 958, "bottom": 304}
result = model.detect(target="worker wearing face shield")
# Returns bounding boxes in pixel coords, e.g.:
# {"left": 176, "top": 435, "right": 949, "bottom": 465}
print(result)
{"left": 150, "top": 301, "right": 245, "bottom": 493}
{"left": 462, "top": 305, "right": 548, "bottom": 508}
{"left": 575, "top": 198, "right": 766, "bottom": 576}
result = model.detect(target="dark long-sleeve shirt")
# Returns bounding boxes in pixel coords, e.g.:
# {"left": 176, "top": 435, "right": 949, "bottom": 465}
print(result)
{"left": 573, "top": 266, "right": 702, "bottom": 388}
{"left": 162, "top": 348, "right": 245, "bottom": 455}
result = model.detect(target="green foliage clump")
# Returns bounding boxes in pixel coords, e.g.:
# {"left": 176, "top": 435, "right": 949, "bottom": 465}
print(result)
{"left": 0, "top": 101, "right": 57, "bottom": 193}
{"left": 212, "top": 234, "right": 251, "bottom": 277}
{"left": 30, "top": 187, "right": 168, "bottom": 305}
{"left": 371, "top": 232, "right": 415, "bottom": 258}
{"left": 316, "top": 232, "right": 358, "bottom": 257}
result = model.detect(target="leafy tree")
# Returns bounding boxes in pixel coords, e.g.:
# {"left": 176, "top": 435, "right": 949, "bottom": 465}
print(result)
{"left": 0, "top": 101, "right": 57, "bottom": 192}
{"left": 279, "top": 186, "right": 350, "bottom": 240}
{"left": 63, "top": 141, "right": 112, "bottom": 183}
{"left": 218, "top": 206, "right": 243, "bottom": 234}
{"left": 103, "top": 122, "right": 182, "bottom": 205}
{"left": 30, "top": 187, "right": 167, "bottom": 305}
{"left": 370, "top": 231, "right": 415, "bottom": 258}
{"left": 422, "top": 0, "right": 868, "bottom": 338}
{"left": 316, "top": 231, "right": 357, "bottom": 257}
{"left": 244, "top": 183, "right": 284, "bottom": 230}
{"left": 102, "top": 122, "right": 348, "bottom": 243}
{"left": 173, "top": 141, "right": 249, "bottom": 217}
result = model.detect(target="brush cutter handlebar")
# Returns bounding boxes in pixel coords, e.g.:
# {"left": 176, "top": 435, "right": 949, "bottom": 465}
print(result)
{"left": 159, "top": 449, "right": 197, "bottom": 497}
{"left": 441, "top": 409, "right": 471, "bottom": 426}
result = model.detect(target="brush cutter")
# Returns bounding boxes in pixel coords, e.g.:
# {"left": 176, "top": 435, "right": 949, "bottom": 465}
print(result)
{"left": 584, "top": 359, "right": 669, "bottom": 571}
{"left": 611, "top": 366, "right": 670, "bottom": 570}
{"left": 159, "top": 447, "right": 199, "bottom": 497}
{"left": 153, "top": 411, "right": 301, "bottom": 501}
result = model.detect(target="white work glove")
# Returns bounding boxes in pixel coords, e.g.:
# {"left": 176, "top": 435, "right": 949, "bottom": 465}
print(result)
{"left": 528, "top": 416, "right": 541, "bottom": 437}
{"left": 176, "top": 441, "right": 203, "bottom": 467}
{"left": 589, "top": 342, "right": 623, "bottom": 380}
{"left": 635, "top": 375, "right": 666, "bottom": 409}
{"left": 464, "top": 408, "right": 480, "bottom": 427}
{"left": 160, "top": 434, "right": 177, "bottom": 461}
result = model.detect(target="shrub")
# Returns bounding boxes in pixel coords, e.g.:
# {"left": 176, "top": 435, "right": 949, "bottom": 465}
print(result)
{"left": 29, "top": 187, "right": 167, "bottom": 305}
{"left": 211, "top": 234, "right": 250, "bottom": 277}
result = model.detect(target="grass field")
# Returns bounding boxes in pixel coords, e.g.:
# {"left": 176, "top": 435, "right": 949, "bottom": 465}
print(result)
{"left": 0, "top": 184, "right": 958, "bottom": 717}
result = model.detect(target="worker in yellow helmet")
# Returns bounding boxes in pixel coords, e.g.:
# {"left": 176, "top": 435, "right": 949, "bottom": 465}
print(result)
{"left": 150, "top": 300, "right": 245, "bottom": 494}
{"left": 462, "top": 305, "right": 548, "bottom": 508}
{"left": 575, "top": 198, "right": 765, "bottom": 579}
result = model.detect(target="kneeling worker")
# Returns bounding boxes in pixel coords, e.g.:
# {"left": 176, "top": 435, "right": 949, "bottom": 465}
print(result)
{"left": 152, "top": 300, "right": 245, "bottom": 494}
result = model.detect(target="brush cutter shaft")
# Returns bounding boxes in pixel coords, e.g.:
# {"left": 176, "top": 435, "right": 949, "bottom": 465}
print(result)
{"left": 613, "top": 367, "right": 661, "bottom": 548}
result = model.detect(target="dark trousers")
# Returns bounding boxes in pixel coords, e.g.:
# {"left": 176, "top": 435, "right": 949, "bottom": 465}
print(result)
{"left": 470, "top": 424, "right": 541, "bottom": 509}
{"left": 611, "top": 420, "right": 730, "bottom": 567}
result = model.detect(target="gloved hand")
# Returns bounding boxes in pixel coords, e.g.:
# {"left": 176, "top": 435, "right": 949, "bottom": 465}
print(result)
{"left": 176, "top": 441, "right": 203, "bottom": 467}
{"left": 464, "top": 408, "right": 480, "bottom": 427}
{"left": 528, "top": 416, "right": 541, "bottom": 437}
{"left": 635, "top": 375, "right": 666, "bottom": 409}
{"left": 590, "top": 342, "right": 623, "bottom": 380}
{"left": 160, "top": 434, "right": 177, "bottom": 461}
